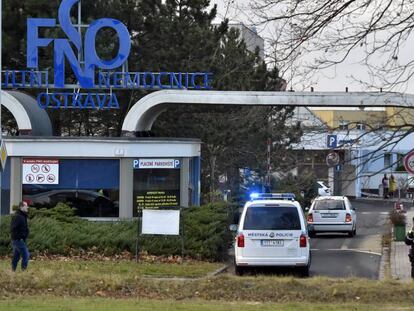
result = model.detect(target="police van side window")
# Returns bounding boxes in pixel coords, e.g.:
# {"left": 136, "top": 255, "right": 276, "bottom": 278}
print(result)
{"left": 243, "top": 205, "right": 301, "bottom": 230}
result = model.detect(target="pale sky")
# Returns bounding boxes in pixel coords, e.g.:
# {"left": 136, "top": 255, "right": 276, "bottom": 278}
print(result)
{"left": 210, "top": 0, "right": 414, "bottom": 95}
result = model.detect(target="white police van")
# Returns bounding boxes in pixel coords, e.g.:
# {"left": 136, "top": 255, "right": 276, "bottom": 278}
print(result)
{"left": 234, "top": 193, "right": 311, "bottom": 276}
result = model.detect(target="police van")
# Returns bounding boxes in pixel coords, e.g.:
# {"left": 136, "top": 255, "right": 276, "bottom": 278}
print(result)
{"left": 234, "top": 193, "right": 311, "bottom": 276}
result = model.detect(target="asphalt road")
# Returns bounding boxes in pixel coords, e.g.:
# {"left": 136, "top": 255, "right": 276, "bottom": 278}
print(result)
{"left": 309, "top": 199, "right": 393, "bottom": 279}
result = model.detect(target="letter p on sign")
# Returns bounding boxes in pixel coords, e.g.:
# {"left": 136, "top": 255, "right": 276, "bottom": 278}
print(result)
{"left": 327, "top": 135, "right": 337, "bottom": 148}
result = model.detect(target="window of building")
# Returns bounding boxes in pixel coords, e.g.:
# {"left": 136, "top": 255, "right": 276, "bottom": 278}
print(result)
{"left": 356, "top": 123, "right": 366, "bottom": 131}
{"left": 384, "top": 153, "right": 392, "bottom": 169}
{"left": 22, "top": 159, "right": 120, "bottom": 217}
{"left": 339, "top": 121, "right": 349, "bottom": 131}
{"left": 397, "top": 153, "right": 404, "bottom": 168}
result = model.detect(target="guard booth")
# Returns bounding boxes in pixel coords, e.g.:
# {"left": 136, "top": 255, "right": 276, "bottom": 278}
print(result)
{"left": 1, "top": 136, "right": 201, "bottom": 218}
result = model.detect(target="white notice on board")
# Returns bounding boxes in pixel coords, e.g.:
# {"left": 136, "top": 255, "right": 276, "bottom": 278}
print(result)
{"left": 141, "top": 209, "right": 180, "bottom": 235}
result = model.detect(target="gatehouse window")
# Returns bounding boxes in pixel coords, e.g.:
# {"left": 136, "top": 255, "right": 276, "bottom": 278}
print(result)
{"left": 22, "top": 159, "right": 120, "bottom": 217}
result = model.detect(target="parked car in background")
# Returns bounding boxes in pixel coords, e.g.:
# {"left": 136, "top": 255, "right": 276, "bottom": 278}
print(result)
{"left": 23, "top": 189, "right": 118, "bottom": 217}
{"left": 307, "top": 196, "right": 356, "bottom": 237}
{"left": 317, "top": 181, "right": 331, "bottom": 196}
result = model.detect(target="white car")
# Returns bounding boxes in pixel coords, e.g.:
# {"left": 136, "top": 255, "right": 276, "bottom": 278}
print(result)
{"left": 307, "top": 196, "right": 356, "bottom": 237}
{"left": 317, "top": 181, "right": 331, "bottom": 196}
{"left": 234, "top": 193, "right": 311, "bottom": 276}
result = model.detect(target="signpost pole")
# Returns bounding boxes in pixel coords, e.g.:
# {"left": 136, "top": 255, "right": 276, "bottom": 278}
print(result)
{"left": 266, "top": 138, "right": 271, "bottom": 192}
{"left": 135, "top": 208, "right": 141, "bottom": 263}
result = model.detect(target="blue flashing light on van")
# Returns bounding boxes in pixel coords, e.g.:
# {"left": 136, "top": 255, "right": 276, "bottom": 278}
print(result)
{"left": 249, "top": 193, "right": 296, "bottom": 201}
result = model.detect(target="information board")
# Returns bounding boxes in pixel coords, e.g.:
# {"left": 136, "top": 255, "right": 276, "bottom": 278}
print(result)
{"left": 141, "top": 209, "right": 180, "bottom": 235}
{"left": 22, "top": 158, "right": 59, "bottom": 184}
{"left": 135, "top": 190, "right": 180, "bottom": 210}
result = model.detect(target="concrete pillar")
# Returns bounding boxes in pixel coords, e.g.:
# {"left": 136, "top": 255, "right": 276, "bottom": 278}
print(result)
{"left": 328, "top": 166, "right": 334, "bottom": 190}
{"left": 180, "top": 158, "right": 189, "bottom": 207}
{"left": 119, "top": 158, "right": 133, "bottom": 218}
{"left": 10, "top": 157, "right": 22, "bottom": 213}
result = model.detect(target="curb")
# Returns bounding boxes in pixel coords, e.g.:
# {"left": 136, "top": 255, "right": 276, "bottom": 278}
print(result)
{"left": 356, "top": 197, "right": 413, "bottom": 204}
{"left": 140, "top": 264, "right": 229, "bottom": 281}
{"left": 208, "top": 264, "right": 229, "bottom": 277}
{"left": 378, "top": 246, "right": 389, "bottom": 280}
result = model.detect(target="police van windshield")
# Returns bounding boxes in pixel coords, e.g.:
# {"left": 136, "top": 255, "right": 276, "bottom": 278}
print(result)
{"left": 314, "top": 200, "right": 345, "bottom": 210}
{"left": 243, "top": 205, "right": 301, "bottom": 230}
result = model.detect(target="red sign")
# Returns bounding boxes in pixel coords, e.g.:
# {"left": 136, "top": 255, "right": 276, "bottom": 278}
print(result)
{"left": 404, "top": 151, "right": 414, "bottom": 175}
{"left": 23, "top": 159, "right": 59, "bottom": 164}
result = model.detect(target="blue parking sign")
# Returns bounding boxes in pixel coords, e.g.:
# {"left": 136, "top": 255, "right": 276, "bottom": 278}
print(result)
{"left": 327, "top": 135, "right": 337, "bottom": 148}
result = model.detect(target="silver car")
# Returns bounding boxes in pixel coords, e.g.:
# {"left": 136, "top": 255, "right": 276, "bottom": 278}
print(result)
{"left": 307, "top": 196, "right": 356, "bottom": 237}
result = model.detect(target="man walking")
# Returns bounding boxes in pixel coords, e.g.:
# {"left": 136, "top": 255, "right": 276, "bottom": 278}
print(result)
{"left": 10, "top": 201, "right": 30, "bottom": 271}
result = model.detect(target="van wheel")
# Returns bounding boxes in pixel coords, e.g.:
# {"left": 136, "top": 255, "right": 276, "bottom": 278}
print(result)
{"left": 348, "top": 228, "right": 355, "bottom": 237}
{"left": 235, "top": 265, "right": 245, "bottom": 276}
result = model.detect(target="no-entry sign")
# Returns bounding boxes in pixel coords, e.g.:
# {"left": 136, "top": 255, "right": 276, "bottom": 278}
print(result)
{"left": 404, "top": 151, "right": 414, "bottom": 175}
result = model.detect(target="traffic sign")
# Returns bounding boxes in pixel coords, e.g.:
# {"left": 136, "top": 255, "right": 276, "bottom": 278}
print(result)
{"left": 327, "top": 134, "right": 337, "bottom": 148}
{"left": 326, "top": 152, "right": 340, "bottom": 167}
{"left": 404, "top": 151, "right": 414, "bottom": 175}
{"left": 0, "top": 140, "right": 7, "bottom": 170}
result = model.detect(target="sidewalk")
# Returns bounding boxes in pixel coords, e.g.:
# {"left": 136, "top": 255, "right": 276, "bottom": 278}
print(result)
{"left": 390, "top": 207, "right": 414, "bottom": 282}
{"left": 357, "top": 196, "right": 414, "bottom": 204}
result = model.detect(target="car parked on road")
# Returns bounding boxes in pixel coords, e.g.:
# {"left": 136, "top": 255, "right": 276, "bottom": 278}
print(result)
{"left": 233, "top": 193, "right": 311, "bottom": 276}
{"left": 307, "top": 196, "right": 356, "bottom": 237}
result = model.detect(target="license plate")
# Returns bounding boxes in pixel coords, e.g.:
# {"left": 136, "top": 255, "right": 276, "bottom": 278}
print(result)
{"left": 261, "top": 239, "right": 284, "bottom": 247}
{"left": 321, "top": 213, "right": 338, "bottom": 218}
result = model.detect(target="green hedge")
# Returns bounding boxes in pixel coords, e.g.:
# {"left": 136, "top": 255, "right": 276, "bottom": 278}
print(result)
{"left": 0, "top": 203, "right": 233, "bottom": 261}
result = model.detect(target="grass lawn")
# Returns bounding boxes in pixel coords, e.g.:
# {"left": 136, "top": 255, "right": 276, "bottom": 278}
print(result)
{"left": 0, "top": 258, "right": 414, "bottom": 307}
{"left": 0, "top": 258, "right": 223, "bottom": 278}
{"left": 0, "top": 297, "right": 412, "bottom": 311}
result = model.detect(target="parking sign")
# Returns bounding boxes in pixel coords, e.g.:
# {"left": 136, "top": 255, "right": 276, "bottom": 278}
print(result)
{"left": 327, "top": 135, "right": 337, "bottom": 148}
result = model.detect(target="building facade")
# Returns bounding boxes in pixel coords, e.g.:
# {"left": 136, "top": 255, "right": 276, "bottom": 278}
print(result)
{"left": 1, "top": 136, "right": 201, "bottom": 218}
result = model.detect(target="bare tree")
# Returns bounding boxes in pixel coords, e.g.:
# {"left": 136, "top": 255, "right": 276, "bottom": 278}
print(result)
{"left": 246, "top": 0, "right": 414, "bottom": 91}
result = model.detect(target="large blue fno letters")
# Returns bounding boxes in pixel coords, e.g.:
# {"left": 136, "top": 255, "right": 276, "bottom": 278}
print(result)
{"left": 27, "top": 0, "right": 131, "bottom": 88}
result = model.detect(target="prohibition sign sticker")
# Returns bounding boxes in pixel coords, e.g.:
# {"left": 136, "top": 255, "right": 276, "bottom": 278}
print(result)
{"left": 41, "top": 164, "right": 51, "bottom": 173}
{"left": 31, "top": 165, "right": 40, "bottom": 173}
{"left": 26, "top": 174, "right": 34, "bottom": 183}
{"left": 404, "top": 151, "right": 414, "bottom": 175}
{"left": 47, "top": 174, "right": 56, "bottom": 183}
{"left": 36, "top": 174, "right": 45, "bottom": 183}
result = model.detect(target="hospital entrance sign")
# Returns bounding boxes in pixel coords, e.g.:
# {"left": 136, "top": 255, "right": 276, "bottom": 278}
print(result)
{"left": 2, "top": 0, "right": 212, "bottom": 110}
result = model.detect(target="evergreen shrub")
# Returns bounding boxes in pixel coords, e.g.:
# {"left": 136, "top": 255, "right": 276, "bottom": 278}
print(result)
{"left": 0, "top": 202, "right": 232, "bottom": 261}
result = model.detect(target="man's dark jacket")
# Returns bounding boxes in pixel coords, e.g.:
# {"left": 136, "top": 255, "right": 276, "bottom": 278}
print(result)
{"left": 10, "top": 210, "right": 29, "bottom": 241}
